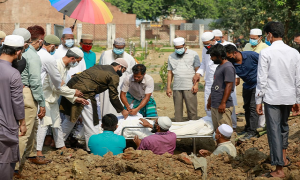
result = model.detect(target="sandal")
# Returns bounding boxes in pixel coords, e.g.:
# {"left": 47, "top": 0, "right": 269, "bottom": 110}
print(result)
{"left": 263, "top": 172, "right": 274, "bottom": 178}
{"left": 284, "top": 156, "right": 291, "bottom": 167}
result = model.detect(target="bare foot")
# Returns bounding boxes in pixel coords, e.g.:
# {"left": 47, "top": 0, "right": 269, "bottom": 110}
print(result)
{"left": 59, "top": 146, "right": 67, "bottom": 150}
{"left": 269, "top": 171, "right": 285, "bottom": 178}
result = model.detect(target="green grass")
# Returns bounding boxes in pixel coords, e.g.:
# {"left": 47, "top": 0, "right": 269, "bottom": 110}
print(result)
{"left": 91, "top": 46, "right": 107, "bottom": 53}
{"left": 160, "top": 48, "right": 175, "bottom": 52}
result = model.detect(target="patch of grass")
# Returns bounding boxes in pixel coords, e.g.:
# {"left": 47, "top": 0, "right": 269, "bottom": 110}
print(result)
{"left": 160, "top": 48, "right": 175, "bottom": 52}
{"left": 91, "top": 46, "right": 106, "bottom": 53}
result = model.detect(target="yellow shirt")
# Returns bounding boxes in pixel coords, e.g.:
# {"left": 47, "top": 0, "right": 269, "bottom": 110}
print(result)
{"left": 243, "top": 41, "right": 269, "bottom": 53}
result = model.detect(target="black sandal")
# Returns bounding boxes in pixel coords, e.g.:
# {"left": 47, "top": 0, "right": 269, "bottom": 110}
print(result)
{"left": 262, "top": 172, "right": 274, "bottom": 178}
{"left": 284, "top": 156, "right": 291, "bottom": 167}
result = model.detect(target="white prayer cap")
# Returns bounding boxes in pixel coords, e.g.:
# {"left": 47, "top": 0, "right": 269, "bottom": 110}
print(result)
{"left": 173, "top": 37, "right": 185, "bottom": 46}
{"left": 12, "top": 28, "right": 31, "bottom": 42}
{"left": 63, "top": 28, "right": 73, "bottom": 35}
{"left": 212, "top": 29, "right": 223, "bottom": 37}
{"left": 250, "top": 28, "right": 262, "bottom": 35}
{"left": 158, "top": 116, "right": 172, "bottom": 130}
{"left": 201, "top": 32, "right": 214, "bottom": 42}
{"left": 218, "top": 124, "right": 233, "bottom": 137}
{"left": 114, "top": 58, "right": 128, "bottom": 69}
{"left": 81, "top": 34, "right": 93, "bottom": 40}
{"left": 3, "top": 35, "right": 24, "bottom": 47}
{"left": 69, "top": 47, "right": 84, "bottom": 58}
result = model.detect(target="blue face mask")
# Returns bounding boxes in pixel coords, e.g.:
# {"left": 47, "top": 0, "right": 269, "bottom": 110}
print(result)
{"left": 65, "top": 39, "right": 74, "bottom": 48}
{"left": 212, "top": 132, "right": 216, "bottom": 141}
{"left": 175, "top": 47, "right": 185, "bottom": 55}
{"left": 50, "top": 49, "right": 56, "bottom": 55}
{"left": 24, "top": 46, "right": 30, "bottom": 52}
{"left": 113, "top": 47, "right": 124, "bottom": 55}
{"left": 265, "top": 39, "right": 271, "bottom": 46}
{"left": 217, "top": 38, "right": 222, "bottom": 43}
{"left": 249, "top": 39, "right": 259, "bottom": 46}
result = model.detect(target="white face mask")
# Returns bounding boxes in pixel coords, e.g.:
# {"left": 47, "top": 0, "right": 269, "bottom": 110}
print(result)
{"left": 68, "top": 61, "right": 79, "bottom": 68}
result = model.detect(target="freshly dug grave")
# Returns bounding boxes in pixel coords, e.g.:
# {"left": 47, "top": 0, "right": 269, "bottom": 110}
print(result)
{"left": 20, "top": 117, "right": 300, "bottom": 180}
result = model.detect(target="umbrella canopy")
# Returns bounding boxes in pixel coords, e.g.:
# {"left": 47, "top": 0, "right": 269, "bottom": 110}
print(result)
{"left": 49, "top": 0, "right": 113, "bottom": 24}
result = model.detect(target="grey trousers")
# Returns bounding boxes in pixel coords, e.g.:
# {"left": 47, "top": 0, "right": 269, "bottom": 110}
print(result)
{"left": 173, "top": 90, "right": 197, "bottom": 122}
{"left": 264, "top": 103, "right": 292, "bottom": 166}
{"left": 243, "top": 88, "right": 259, "bottom": 134}
{"left": 0, "top": 163, "right": 16, "bottom": 180}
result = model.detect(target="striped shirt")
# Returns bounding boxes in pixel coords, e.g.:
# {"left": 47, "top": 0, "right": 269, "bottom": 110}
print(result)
{"left": 167, "top": 49, "right": 200, "bottom": 90}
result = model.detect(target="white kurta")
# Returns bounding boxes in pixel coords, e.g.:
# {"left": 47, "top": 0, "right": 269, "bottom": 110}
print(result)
{"left": 98, "top": 50, "right": 136, "bottom": 117}
{"left": 42, "top": 58, "right": 77, "bottom": 127}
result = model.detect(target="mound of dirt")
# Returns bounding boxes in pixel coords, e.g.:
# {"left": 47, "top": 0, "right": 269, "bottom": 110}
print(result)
{"left": 20, "top": 118, "right": 300, "bottom": 180}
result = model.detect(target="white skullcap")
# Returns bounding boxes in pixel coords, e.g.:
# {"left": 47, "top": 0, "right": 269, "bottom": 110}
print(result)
{"left": 218, "top": 124, "right": 233, "bottom": 138}
{"left": 250, "top": 28, "right": 262, "bottom": 35}
{"left": 114, "top": 58, "right": 128, "bottom": 69}
{"left": 158, "top": 116, "right": 172, "bottom": 130}
{"left": 173, "top": 37, "right": 185, "bottom": 46}
{"left": 81, "top": 34, "right": 93, "bottom": 40}
{"left": 3, "top": 35, "right": 24, "bottom": 47}
{"left": 69, "top": 47, "right": 84, "bottom": 58}
{"left": 12, "top": 28, "right": 31, "bottom": 42}
{"left": 201, "top": 32, "right": 214, "bottom": 42}
{"left": 212, "top": 29, "right": 223, "bottom": 37}
{"left": 63, "top": 28, "right": 73, "bottom": 35}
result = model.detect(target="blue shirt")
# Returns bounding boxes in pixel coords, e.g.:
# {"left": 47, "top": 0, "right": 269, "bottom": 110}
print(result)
{"left": 233, "top": 51, "right": 259, "bottom": 89}
{"left": 82, "top": 49, "right": 96, "bottom": 69}
{"left": 88, "top": 131, "right": 126, "bottom": 156}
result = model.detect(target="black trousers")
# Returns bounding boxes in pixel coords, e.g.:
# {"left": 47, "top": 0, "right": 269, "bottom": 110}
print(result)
{"left": 242, "top": 87, "right": 259, "bottom": 134}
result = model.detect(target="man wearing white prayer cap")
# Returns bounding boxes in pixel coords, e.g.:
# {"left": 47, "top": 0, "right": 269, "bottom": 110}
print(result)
{"left": 35, "top": 45, "right": 88, "bottom": 163}
{"left": 134, "top": 117, "right": 177, "bottom": 155}
{"left": 243, "top": 28, "right": 269, "bottom": 53}
{"left": 212, "top": 29, "right": 236, "bottom": 47}
{"left": 166, "top": 37, "right": 200, "bottom": 122}
{"left": 198, "top": 124, "right": 236, "bottom": 158}
{"left": 193, "top": 32, "right": 217, "bottom": 117}
{"left": 98, "top": 37, "right": 136, "bottom": 118}
{"left": 0, "top": 34, "right": 26, "bottom": 179}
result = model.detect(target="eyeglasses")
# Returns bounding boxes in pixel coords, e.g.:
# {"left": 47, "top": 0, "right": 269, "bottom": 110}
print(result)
{"left": 82, "top": 42, "right": 93, "bottom": 46}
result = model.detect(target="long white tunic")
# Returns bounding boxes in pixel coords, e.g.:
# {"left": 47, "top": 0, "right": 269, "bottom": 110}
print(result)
{"left": 42, "top": 58, "right": 77, "bottom": 127}
{"left": 98, "top": 50, "right": 136, "bottom": 117}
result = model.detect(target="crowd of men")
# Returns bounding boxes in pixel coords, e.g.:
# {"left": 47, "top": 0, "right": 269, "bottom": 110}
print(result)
{"left": 0, "top": 20, "right": 299, "bottom": 179}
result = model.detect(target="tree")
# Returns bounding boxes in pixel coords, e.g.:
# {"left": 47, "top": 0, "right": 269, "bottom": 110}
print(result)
{"left": 105, "top": 0, "right": 217, "bottom": 21}
{"left": 210, "top": 0, "right": 300, "bottom": 44}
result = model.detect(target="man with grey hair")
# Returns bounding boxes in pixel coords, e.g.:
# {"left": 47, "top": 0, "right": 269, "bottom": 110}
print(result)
{"left": 99, "top": 38, "right": 136, "bottom": 117}
{"left": 12, "top": 28, "right": 46, "bottom": 176}
{"left": 34, "top": 47, "right": 88, "bottom": 163}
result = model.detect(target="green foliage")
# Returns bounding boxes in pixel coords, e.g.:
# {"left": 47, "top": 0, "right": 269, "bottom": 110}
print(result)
{"left": 210, "top": 0, "right": 300, "bottom": 44}
{"left": 159, "top": 61, "right": 168, "bottom": 91}
{"left": 91, "top": 46, "right": 106, "bottom": 53}
{"left": 106, "top": 0, "right": 217, "bottom": 20}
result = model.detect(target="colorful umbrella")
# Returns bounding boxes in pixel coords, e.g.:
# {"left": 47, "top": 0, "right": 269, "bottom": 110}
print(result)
{"left": 49, "top": 0, "right": 113, "bottom": 24}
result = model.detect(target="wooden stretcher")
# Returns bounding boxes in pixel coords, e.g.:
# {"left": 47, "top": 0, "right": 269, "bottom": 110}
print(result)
{"left": 120, "top": 117, "right": 213, "bottom": 154}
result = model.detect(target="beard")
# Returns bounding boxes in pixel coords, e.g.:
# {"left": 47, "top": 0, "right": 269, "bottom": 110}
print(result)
{"left": 213, "top": 59, "right": 222, "bottom": 64}
{"left": 113, "top": 51, "right": 124, "bottom": 59}
{"left": 176, "top": 53, "right": 185, "bottom": 58}
{"left": 151, "top": 124, "right": 158, "bottom": 133}
{"left": 12, "top": 53, "right": 22, "bottom": 69}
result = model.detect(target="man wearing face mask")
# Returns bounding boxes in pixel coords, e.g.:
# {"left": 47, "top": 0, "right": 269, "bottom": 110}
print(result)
{"left": 0, "top": 35, "right": 26, "bottom": 180}
{"left": 60, "top": 58, "right": 130, "bottom": 151}
{"left": 12, "top": 28, "right": 47, "bottom": 175}
{"left": 99, "top": 38, "right": 136, "bottom": 117}
{"left": 193, "top": 32, "right": 217, "bottom": 118}
{"left": 134, "top": 117, "right": 176, "bottom": 155}
{"left": 198, "top": 124, "right": 236, "bottom": 158}
{"left": 256, "top": 22, "right": 300, "bottom": 178}
{"left": 206, "top": 44, "right": 236, "bottom": 131}
{"left": 33, "top": 47, "right": 88, "bottom": 163}
{"left": 79, "top": 34, "right": 96, "bottom": 69}
{"left": 27, "top": 25, "right": 45, "bottom": 52}
{"left": 212, "top": 29, "right": 235, "bottom": 46}
{"left": 166, "top": 37, "right": 200, "bottom": 122}
{"left": 225, "top": 44, "right": 260, "bottom": 141}
{"left": 54, "top": 28, "right": 87, "bottom": 73}
{"left": 243, "top": 28, "right": 269, "bottom": 53}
